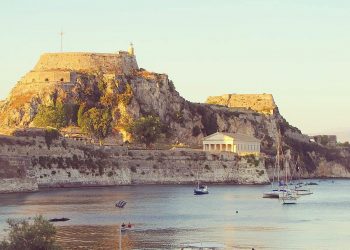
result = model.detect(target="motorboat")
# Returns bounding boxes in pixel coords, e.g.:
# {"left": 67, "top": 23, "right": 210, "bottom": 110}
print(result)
{"left": 194, "top": 185, "right": 209, "bottom": 195}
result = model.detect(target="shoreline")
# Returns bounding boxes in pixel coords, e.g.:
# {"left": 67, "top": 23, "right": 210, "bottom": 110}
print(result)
{"left": 1, "top": 177, "right": 347, "bottom": 195}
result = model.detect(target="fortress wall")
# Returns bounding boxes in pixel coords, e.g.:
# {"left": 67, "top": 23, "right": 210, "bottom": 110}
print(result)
{"left": 33, "top": 52, "right": 138, "bottom": 75}
{"left": 0, "top": 135, "right": 269, "bottom": 192}
{"left": 206, "top": 94, "right": 277, "bottom": 115}
{"left": 21, "top": 71, "right": 72, "bottom": 84}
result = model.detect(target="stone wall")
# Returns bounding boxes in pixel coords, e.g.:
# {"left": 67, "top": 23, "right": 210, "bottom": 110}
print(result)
{"left": 33, "top": 52, "right": 138, "bottom": 75}
{"left": 206, "top": 94, "right": 277, "bottom": 115}
{"left": 20, "top": 70, "right": 74, "bottom": 84}
{"left": 0, "top": 134, "right": 269, "bottom": 192}
{"left": 0, "top": 178, "right": 38, "bottom": 193}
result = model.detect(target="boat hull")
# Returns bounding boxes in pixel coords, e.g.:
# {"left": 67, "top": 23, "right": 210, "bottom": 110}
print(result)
{"left": 194, "top": 189, "right": 209, "bottom": 195}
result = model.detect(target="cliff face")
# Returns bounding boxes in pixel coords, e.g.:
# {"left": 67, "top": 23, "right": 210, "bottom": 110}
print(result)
{"left": 0, "top": 50, "right": 349, "bottom": 180}
{"left": 0, "top": 133, "right": 269, "bottom": 193}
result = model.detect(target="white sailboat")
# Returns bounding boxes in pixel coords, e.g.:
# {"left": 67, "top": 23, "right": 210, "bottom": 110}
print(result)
{"left": 280, "top": 149, "right": 299, "bottom": 204}
{"left": 293, "top": 157, "right": 313, "bottom": 195}
{"left": 263, "top": 131, "right": 289, "bottom": 198}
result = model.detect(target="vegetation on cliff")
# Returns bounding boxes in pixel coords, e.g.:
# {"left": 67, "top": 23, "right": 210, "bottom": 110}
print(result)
{"left": 79, "top": 107, "right": 113, "bottom": 145}
{"left": 127, "top": 115, "right": 162, "bottom": 147}
{"left": 33, "top": 103, "right": 67, "bottom": 129}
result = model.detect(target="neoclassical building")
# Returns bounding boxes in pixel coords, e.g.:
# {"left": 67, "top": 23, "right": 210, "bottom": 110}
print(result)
{"left": 202, "top": 132, "right": 260, "bottom": 156}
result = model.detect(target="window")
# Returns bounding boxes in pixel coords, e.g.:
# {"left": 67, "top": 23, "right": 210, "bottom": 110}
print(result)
{"left": 60, "top": 78, "right": 64, "bottom": 82}
{"left": 45, "top": 78, "right": 49, "bottom": 82}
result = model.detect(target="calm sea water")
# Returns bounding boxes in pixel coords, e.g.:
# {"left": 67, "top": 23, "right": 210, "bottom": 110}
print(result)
{"left": 0, "top": 179, "right": 350, "bottom": 249}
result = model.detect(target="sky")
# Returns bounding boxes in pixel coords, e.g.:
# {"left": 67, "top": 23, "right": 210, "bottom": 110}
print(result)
{"left": 0, "top": 0, "right": 349, "bottom": 141}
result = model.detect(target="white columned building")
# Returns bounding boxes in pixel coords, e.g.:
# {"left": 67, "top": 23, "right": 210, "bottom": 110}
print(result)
{"left": 202, "top": 132, "right": 260, "bottom": 156}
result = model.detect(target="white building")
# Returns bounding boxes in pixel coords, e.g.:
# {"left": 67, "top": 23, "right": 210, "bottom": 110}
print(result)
{"left": 202, "top": 132, "right": 261, "bottom": 156}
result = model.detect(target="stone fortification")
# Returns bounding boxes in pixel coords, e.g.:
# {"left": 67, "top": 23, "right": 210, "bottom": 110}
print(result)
{"left": 206, "top": 94, "right": 277, "bottom": 115}
{"left": 19, "top": 51, "right": 138, "bottom": 85}
{"left": 0, "top": 133, "right": 269, "bottom": 193}
{"left": 0, "top": 178, "right": 38, "bottom": 193}
{"left": 34, "top": 51, "right": 138, "bottom": 74}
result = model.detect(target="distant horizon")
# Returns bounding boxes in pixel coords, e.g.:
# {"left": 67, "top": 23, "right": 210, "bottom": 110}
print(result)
{"left": 1, "top": 0, "right": 349, "bottom": 142}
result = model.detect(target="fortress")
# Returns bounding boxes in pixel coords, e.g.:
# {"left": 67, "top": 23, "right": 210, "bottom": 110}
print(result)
{"left": 206, "top": 93, "right": 277, "bottom": 115}
{"left": 19, "top": 44, "right": 138, "bottom": 85}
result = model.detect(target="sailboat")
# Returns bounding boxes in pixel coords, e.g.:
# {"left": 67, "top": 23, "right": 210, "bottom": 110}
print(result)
{"left": 263, "top": 132, "right": 288, "bottom": 198}
{"left": 279, "top": 149, "right": 299, "bottom": 204}
{"left": 194, "top": 164, "right": 209, "bottom": 195}
{"left": 293, "top": 156, "right": 313, "bottom": 196}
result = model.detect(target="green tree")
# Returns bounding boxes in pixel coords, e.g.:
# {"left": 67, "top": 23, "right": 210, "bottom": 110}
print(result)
{"left": 127, "top": 115, "right": 162, "bottom": 147}
{"left": 80, "top": 108, "right": 113, "bottom": 145}
{"left": 63, "top": 103, "right": 79, "bottom": 125}
{"left": 77, "top": 103, "right": 87, "bottom": 127}
{"left": 0, "top": 215, "right": 61, "bottom": 250}
{"left": 33, "top": 103, "right": 67, "bottom": 129}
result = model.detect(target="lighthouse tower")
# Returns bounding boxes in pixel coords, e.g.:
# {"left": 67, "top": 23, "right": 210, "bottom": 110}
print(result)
{"left": 128, "top": 42, "right": 135, "bottom": 56}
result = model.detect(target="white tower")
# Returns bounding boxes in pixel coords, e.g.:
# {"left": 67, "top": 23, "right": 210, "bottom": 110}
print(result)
{"left": 128, "top": 42, "right": 135, "bottom": 56}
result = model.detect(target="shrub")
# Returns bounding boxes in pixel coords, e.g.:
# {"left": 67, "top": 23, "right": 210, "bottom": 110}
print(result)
{"left": 130, "top": 166, "right": 137, "bottom": 173}
{"left": 33, "top": 103, "right": 67, "bottom": 129}
{"left": 192, "top": 125, "right": 202, "bottom": 137}
{"left": 79, "top": 107, "right": 113, "bottom": 146}
{"left": 127, "top": 115, "right": 162, "bottom": 147}
{"left": 204, "top": 165, "right": 211, "bottom": 171}
{"left": 0, "top": 215, "right": 61, "bottom": 250}
{"left": 44, "top": 127, "right": 60, "bottom": 149}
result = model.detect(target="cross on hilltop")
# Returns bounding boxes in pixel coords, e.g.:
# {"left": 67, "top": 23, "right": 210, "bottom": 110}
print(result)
{"left": 59, "top": 30, "right": 64, "bottom": 52}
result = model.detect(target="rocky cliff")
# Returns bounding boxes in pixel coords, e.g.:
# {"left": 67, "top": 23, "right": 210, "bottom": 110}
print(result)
{"left": 0, "top": 49, "right": 349, "bottom": 183}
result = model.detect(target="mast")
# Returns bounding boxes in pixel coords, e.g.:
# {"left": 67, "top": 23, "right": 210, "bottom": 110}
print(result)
{"left": 276, "top": 131, "right": 280, "bottom": 185}
{"left": 197, "top": 163, "right": 200, "bottom": 188}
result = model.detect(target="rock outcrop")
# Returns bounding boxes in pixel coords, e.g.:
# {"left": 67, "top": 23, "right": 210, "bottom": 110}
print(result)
{"left": 0, "top": 49, "right": 349, "bottom": 186}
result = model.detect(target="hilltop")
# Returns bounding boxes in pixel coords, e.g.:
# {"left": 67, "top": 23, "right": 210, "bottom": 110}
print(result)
{"left": 0, "top": 47, "right": 349, "bottom": 179}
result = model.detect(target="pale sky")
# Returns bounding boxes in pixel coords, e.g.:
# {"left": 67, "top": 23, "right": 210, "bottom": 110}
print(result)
{"left": 0, "top": 0, "right": 349, "bottom": 141}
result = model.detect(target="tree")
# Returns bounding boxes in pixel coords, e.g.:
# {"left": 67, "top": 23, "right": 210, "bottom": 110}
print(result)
{"left": 77, "top": 103, "right": 87, "bottom": 127}
{"left": 63, "top": 103, "right": 79, "bottom": 125}
{"left": 80, "top": 108, "right": 113, "bottom": 145}
{"left": 33, "top": 103, "right": 67, "bottom": 129}
{"left": 0, "top": 215, "right": 61, "bottom": 250}
{"left": 127, "top": 115, "right": 162, "bottom": 147}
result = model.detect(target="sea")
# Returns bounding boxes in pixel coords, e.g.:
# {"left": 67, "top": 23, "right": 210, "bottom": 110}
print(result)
{"left": 0, "top": 179, "right": 350, "bottom": 249}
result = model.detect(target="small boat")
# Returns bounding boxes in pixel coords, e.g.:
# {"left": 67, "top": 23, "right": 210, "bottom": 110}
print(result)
{"left": 263, "top": 187, "right": 289, "bottom": 198}
{"left": 263, "top": 132, "right": 284, "bottom": 199}
{"left": 194, "top": 164, "right": 208, "bottom": 195}
{"left": 306, "top": 182, "right": 318, "bottom": 185}
{"left": 181, "top": 242, "right": 225, "bottom": 249}
{"left": 49, "top": 217, "right": 70, "bottom": 222}
{"left": 121, "top": 226, "right": 130, "bottom": 232}
{"left": 278, "top": 149, "right": 299, "bottom": 204}
{"left": 194, "top": 185, "right": 209, "bottom": 195}
{"left": 295, "top": 186, "right": 313, "bottom": 195}
{"left": 280, "top": 191, "right": 299, "bottom": 204}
